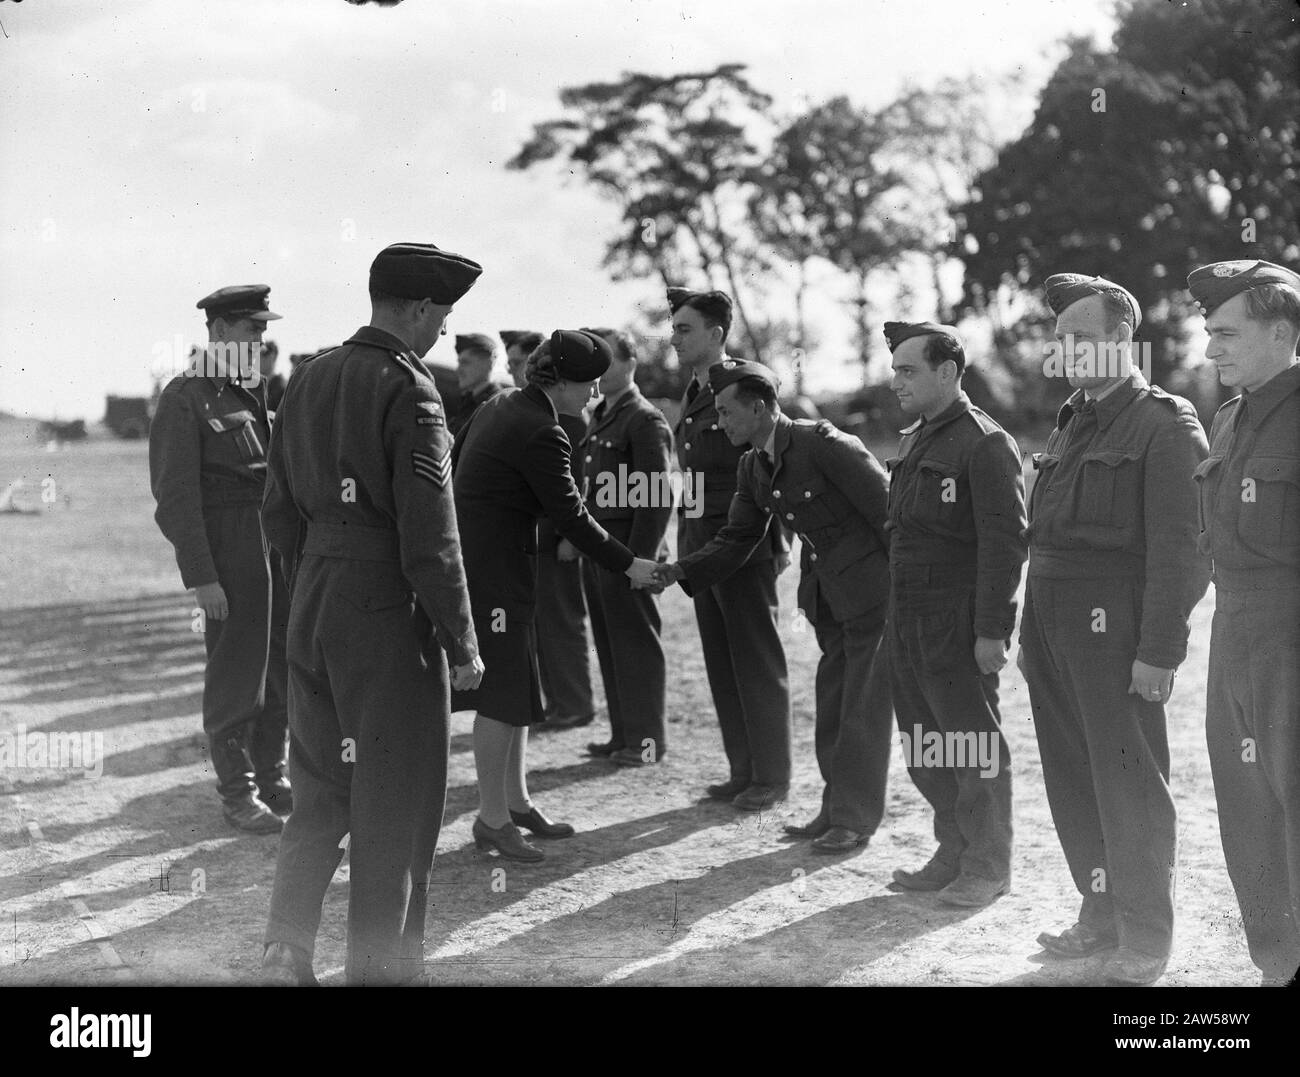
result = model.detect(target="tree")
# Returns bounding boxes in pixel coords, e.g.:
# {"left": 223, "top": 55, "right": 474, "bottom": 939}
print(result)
{"left": 508, "top": 64, "right": 777, "bottom": 362}
{"left": 956, "top": 0, "right": 1300, "bottom": 399}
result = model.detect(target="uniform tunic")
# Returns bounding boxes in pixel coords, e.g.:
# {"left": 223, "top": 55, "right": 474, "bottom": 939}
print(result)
{"left": 1195, "top": 362, "right": 1300, "bottom": 980}
{"left": 675, "top": 377, "right": 792, "bottom": 787}
{"left": 679, "top": 414, "right": 894, "bottom": 830}
{"left": 577, "top": 386, "right": 675, "bottom": 755}
{"left": 886, "top": 393, "right": 1027, "bottom": 882}
{"left": 1020, "top": 373, "right": 1209, "bottom": 959}
{"left": 451, "top": 384, "right": 635, "bottom": 725}
{"left": 148, "top": 368, "right": 289, "bottom": 791}
{"left": 260, "top": 325, "right": 477, "bottom": 985}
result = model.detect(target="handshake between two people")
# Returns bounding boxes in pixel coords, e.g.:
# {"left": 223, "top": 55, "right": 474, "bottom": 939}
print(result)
{"left": 624, "top": 558, "right": 686, "bottom": 594}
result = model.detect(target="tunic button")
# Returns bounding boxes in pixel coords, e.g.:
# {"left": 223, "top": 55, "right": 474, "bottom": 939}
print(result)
{"left": 685, "top": 417, "right": 692, "bottom": 424}
{"left": 805, "top": 490, "right": 812, "bottom": 498}
{"left": 773, "top": 490, "right": 781, "bottom": 498}
{"left": 711, "top": 424, "right": 718, "bottom": 430}
{"left": 684, "top": 443, "right": 691, "bottom": 451}
{"left": 785, "top": 513, "right": 794, "bottom": 520}
{"left": 585, "top": 455, "right": 592, "bottom": 462}
{"left": 810, "top": 552, "right": 818, "bottom": 562}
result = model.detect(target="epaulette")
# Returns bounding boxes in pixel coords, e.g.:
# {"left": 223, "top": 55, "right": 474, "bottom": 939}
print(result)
{"left": 1144, "top": 383, "right": 1197, "bottom": 415}
{"left": 963, "top": 405, "right": 1005, "bottom": 437}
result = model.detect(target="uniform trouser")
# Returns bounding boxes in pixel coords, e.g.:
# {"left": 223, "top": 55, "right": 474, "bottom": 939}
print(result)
{"left": 201, "top": 503, "right": 288, "bottom": 798}
{"left": 1021, "top": 575, "right": 1176, "bottom": 959}
{"left": 692, "top": 559, "right": 792, "bottom": 786}
{"left": 811, "top": 595, "right": 892, "bottom": 832}
{"left": 889, "top": 571, "right": 1012, "bottom": 882}
{"left": 582, "top": 528, "right": 666, "bottom": 756}
{"left": 1206, "top": 585, "right": 1300, "bottom": 981}
{"left": 535, "top": 546, "right": 594, "bottom": 719}
{"left": 264, "top": 554, "right": 450, "bottom": 986}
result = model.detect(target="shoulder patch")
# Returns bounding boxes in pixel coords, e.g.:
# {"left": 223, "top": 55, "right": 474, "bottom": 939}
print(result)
{"left": 963, "top": 407, "right": 1005, "bottom": 437}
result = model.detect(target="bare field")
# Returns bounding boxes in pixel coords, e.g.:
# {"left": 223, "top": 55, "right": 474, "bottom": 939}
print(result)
{"left": 0, "top": 417, "right": 1257, "bottom": 986}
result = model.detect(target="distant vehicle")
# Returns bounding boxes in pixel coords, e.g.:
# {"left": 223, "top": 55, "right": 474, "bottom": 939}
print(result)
{"left": 38, "top": 419, "right": 88, "bottom": 442}
{"left": 105, "top": 395, "right": 151, "bottom": 439}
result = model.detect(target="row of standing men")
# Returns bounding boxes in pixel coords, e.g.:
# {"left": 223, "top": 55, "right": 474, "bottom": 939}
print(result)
{"left": 147, "top": 246, "right": 1299, "bottom": 987}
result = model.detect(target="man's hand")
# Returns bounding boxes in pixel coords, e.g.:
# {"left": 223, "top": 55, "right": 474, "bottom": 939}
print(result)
{"left": 556, "top": 539, "right": 579, "bottom": 563}
{"left": 452, "top": 655, "right": 485, "bottom": 692}
{"left": 1129, "top": 660, "right": 1175, "bottom": 705}
{"left": 652, "top": 562, "right": 685, "bottom": 587}
{"left": 193, "top": 581, "right": 229, "bottom": 621}
{"left": 625, "top": 557, "right": 663, "bottom": 591}
{"left": 974, "top": 636, "right": 1009, "bottom": 675}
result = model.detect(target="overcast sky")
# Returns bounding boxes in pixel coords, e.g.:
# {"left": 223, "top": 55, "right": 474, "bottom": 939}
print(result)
{"left": 0, "top": 0, "right": 1120, "bottom": 420}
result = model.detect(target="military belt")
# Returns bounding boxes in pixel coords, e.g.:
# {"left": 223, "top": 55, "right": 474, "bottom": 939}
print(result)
{"left": 1027, "top": 549, "right": 1144, "bottom": 579}
{"left": 303, "top": 522, "right": 402, "bottom": 563}
{"left": 200, "top": 486, "right": 264, "bottom": 508}
{"left": 1213, "top": 564, "right": 1300, "bottom": 592}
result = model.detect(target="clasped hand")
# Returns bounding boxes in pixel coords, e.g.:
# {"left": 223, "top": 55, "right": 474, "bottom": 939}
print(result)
{"left": 626, "top": 557, "right": 670, "bottom": 592}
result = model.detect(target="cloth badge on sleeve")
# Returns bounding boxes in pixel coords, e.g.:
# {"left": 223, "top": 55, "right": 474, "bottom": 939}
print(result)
{"left": 416, "top": 400, "right": 446, "bottom": 427}
{"left": 412, "top": 448, "right": 451, "bottom": 488}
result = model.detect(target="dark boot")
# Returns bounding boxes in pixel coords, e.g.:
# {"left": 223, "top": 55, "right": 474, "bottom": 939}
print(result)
{"left": 248, "top": 718, "right": 291, "bottom": 815}
{"left": 209, "top": 731, "right": 282, "bottom": 835}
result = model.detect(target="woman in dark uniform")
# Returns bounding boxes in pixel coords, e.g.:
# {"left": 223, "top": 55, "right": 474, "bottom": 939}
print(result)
{"left": 451, "top": 330, "right": 661, "bottom": 861}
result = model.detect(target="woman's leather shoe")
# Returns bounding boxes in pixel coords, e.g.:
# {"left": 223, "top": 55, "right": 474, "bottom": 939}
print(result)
{"left": 509, "top": 806, "right": 575, "bottom": 839}
{"left": 472, "top": 817, "right": 545, "bottom": 861}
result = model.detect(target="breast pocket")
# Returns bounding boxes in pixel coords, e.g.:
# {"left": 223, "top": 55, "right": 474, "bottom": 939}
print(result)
{"left": 207, "top": 409, "right": 265, "bottom": 465}
{"left": 1238, "top": 455, "right": 1300, "bottom": 552}
{"left": 1077, "top": 449, "right": 1142, "bottom": 526}
{"left": 910, "top": 457, "right": 962, "bottom": 527}
{"left": 784, "top": 474, "right": 840, "bottom": 531}
{"left": 1192, "top": 454, "right": 1223, "bottom": 549}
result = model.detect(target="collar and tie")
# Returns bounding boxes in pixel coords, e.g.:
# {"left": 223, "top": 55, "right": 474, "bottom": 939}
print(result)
{"left": 685, "top": 377, "right": 701, "bottom": 405}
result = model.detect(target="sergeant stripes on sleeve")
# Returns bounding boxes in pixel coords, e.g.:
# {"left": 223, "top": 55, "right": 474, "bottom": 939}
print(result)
{"left": 412, "top": 447, "right": 452, "bottom": 488}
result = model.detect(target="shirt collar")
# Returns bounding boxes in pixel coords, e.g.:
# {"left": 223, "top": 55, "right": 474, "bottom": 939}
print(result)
{"left": 1058, "top": 371, "right": 1147, "bottom": 431}
{"left": 345, "top": 325, "right": 419, "bottom": 358}
{"left": 1238, "top": 362, "right": 1300, "bottom": 429}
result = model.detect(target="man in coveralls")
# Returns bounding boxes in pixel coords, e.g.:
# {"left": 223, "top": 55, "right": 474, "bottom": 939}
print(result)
{"left": 1021, "top": 274, "right": 1209, "bottom": 985}
{"left": 259, "top": 243, "right": 485, "bottom": 986}
{"left": 1190, "top": 258, "right": 1300, "bottom": 987}
{"left": 149, "top": 284, "right": 290, "bottom": 835}
{"left": 884, "top": 321, "right": 1027, "bottom": 908}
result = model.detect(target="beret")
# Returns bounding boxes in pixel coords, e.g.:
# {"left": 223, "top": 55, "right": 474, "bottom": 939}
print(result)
{"left": 454, "top": 333, "right": 497, "bottom": 356}
{"left": 1187, "top": 259, "right": 1300, "bottom": 316}
{"left": 197, "top": 284, "right": 281, "bottom": 322}
{"left": 667, "top": 287, "right": 733, "bottom": 320}
{"left": 883, "top": 321, "right": 963, "bottom": 353}
{"left": 499, "top": 330, "right": 543, "bottom": 352}
{"left": 707, "top": 357, "right": 779, "bottom": 395}
{"left": 369, "top": 242, "right": 482, "bottom": 304}
{"left": 549, "top": 329, "right": 613, "bottom": 381}
{"left": 1043, "top": 273, "right": 1141, "bottom": 329}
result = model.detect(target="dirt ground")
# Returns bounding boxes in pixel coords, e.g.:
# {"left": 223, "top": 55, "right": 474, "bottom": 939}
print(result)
{"left": 0, "top": 416, "right": 1261, "bottom": 987}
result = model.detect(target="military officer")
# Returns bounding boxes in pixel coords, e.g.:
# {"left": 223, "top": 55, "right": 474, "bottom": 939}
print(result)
{"left": 149, "top": 284, "right": 290, "bottom": 835}
{"left": 450, "top": 332, "right": 509, "bottom": 436}
{"left": 577, "top": 327, "right": 675, "bottom": 766}
{"left": 497, "top": 329, "right": 596, "bottom": 731}
{"left": 451, "top": 331, "right": 662, "bottom": 863}
{"left": 656, "top": 360, "right": 894, "bottom": 852}
{"left": 260, "top": 243, "right": 485, "bottom": 986}
{"left": 1189, "top": 259, "right": 1300, "bottom": 988}
{"left": 885, "top": 321, "right": 1027, "bottom": 907}
{"left": 1021, "top": 274, "right": 1210, "bottom": 985}
{"left": 669, "top": 288, "right": 792, "bottom": 811}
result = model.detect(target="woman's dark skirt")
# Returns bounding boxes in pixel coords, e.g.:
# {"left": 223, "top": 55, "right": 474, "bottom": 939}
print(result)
{"left": 451, "top": 608, "right": 546, "bottom": 727}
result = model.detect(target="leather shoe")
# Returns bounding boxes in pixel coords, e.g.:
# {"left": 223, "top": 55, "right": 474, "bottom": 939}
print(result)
{"left": 586, "top": 740, "right": 622, "bottom": 757}
{"left": 1102, "top": 948, "right": 1167, "bottom": 986}
{"left": 937, "top": 874, "right": 1009, "bottom": 908}
{"left": 258, "top": 778, "right": 293, "bottom": 816}
{"left": 812, "top": 825, "right": 869, "bottom": 854}
{"left": 732, "top": 783, "right": 789, "bottom": 812}
{"left": 705, "top": 776, "right": 750, "bottom": 800}
{"left": 261, "top": 941, "right": 318, "bottom": 986}
{"left": 783, "top": 812, "right": 830, "bottom": 839}
{"left": 223, "top": 793, "right": 284, "bottom": 834}
{"left": 1037, "top": 922, "right": 1118, "bottom": 959}
{"left": 472, "top": 817, "right": 544, "bottom": 862}
{"left": 891, "top": 852, "right": 960, "bottom": 891}
{"left": 509, "top": 805, "right": 575, "bottom": 839}
{"left": 539, "top": 712, "right": 595, "bottom": 731}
